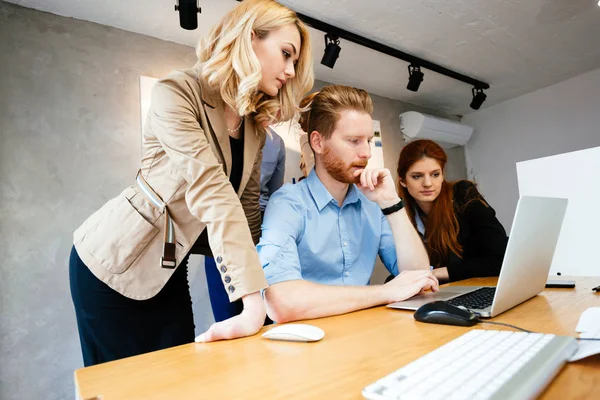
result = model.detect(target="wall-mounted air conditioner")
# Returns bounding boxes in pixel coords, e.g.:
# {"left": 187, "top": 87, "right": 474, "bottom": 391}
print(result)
{"left": 399, "top": 111, "right": 473, "bottom": 149}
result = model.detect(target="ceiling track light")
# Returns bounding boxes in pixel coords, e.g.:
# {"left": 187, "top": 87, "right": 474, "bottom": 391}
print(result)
{"left": 407, "top": 64, "right": 424, "bottom": 92}
{"left": 235, "top": 1, "right": 490, "bottom": 109}
{"left": 294, "top": 11, "right": 490, "bottom": 107}
{"left": 175, "top": 0, "right": 201, "bottom": 30}
{"left": 470, "top": 87, "right": 487, "bottom": 110}
{"left": 321, "top": 34, "right": 341, "bottom": 69}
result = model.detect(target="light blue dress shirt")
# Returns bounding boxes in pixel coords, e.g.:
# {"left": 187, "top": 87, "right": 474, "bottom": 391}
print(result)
{"left": 257, "top": 169, "right": 399, "bottom": 286}
{"left": 259, "top": 129, "right": 286, "bottom": 211}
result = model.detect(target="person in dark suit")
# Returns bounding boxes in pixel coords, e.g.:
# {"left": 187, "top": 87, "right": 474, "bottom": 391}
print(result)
{"left": 396, "top": 139, "right": 508, "bottom": 283}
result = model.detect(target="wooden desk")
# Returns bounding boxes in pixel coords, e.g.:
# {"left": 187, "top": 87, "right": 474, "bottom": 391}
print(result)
{"left": 75, "top": 277, "right": 599, "bottom": 400}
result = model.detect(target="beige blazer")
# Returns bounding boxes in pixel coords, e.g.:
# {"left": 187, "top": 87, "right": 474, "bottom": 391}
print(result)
{"left": 74, "top": 67, "right": 268, "bottom": 301}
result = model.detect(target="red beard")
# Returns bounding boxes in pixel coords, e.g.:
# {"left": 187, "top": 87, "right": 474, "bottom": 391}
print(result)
{"left": 322, "top": 146, "right": 368, "bottom": 184}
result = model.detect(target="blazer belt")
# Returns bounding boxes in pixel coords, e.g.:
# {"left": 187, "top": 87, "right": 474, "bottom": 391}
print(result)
{"left": 135, "top": 171, "right": 176, "bottom": 269}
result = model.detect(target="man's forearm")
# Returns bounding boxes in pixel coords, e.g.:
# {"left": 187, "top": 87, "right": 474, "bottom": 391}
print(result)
{"left": 386, "top": 208, "right": 429, "bottom": 271}
{"left": 264, "top": 280, "right": 388, "bottom": 323}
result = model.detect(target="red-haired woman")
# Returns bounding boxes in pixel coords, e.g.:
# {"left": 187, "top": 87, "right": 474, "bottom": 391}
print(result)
{"left": 396, "top": 139, "right": 508, "bottom": 283}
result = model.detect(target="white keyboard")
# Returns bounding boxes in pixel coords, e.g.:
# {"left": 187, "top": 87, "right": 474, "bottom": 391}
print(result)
{"left": 362, "top": 329, "right": 578, "bottom": 400}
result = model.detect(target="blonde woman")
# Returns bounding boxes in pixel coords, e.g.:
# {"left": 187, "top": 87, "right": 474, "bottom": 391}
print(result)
{"left": 69, "top": 0, "right": 313, "bottom": 366}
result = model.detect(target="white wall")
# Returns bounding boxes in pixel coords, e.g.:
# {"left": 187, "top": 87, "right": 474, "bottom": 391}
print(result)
{"left": 463, "top": 67, "right": 600, "bottom": 230}
{"left": 516, "top": 147, "right": 600, "bottom": 276}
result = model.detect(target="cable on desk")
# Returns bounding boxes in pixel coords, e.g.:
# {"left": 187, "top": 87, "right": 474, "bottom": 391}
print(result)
{"left": 478, "top": 321, "right": 533, "bottom": 333}
{"left": 478, "top": 320, "right": 600, "bottom": 340}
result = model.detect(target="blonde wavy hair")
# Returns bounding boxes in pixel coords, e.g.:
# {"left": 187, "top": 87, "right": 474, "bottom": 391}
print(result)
{"left": 198, "top": 0, "right": 314, "bottom": 132}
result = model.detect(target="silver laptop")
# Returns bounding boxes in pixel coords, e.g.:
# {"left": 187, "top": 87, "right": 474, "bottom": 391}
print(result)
{"left": 388, "top": 196, "right": 568, "bottom": 318}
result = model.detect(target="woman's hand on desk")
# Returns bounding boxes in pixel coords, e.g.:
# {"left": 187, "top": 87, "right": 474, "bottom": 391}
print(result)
{"left": 195, "top": 291, "right": 266, "bottom": 343}
{"left": 383, "top": 270, "right": 440, "bottom": 303}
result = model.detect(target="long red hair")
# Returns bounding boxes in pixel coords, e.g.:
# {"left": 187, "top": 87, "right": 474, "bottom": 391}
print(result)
{"left": 397, "top": 140, "right": 461, "bottom": 266}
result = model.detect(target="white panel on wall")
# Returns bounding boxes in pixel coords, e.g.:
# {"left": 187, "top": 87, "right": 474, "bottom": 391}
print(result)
{"left": 366, "top": 119, "right": 385, "bottom": 169}
{"left": 516, "top": 146, "right": 600, "bottom": 276}
{"left": 271, "top": 120, "right": 305, "bottom": 183}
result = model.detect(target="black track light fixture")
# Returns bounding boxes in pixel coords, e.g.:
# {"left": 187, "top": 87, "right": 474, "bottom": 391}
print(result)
{"left": 175, "top": 0, "right": 201, "bottom": 30}
{"left": 235, "top": 1, "right": 491, "bottom": 109}
{"left": 321, "top": 34, "right": 341, "bottom": 69}
{"left": 470, "top": 87, "right": 487, "bottom": 110}
{"left": 407, "top": 64, "right": 424, "bottom": 92}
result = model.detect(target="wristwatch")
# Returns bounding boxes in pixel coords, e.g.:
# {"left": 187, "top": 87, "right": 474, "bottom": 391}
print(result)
{"left": 381, "top": 199, "right": 404, "bottom": 215}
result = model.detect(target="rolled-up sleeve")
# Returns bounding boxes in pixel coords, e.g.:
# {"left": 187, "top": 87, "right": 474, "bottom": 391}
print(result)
{"left": 257, "top": 188, "right": 305, "bottom": 285}
{"left": 378, "top": 214, "right": 399, "bottom": 276}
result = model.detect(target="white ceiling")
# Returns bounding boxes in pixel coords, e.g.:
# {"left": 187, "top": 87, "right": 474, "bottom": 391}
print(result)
{"left": 6, "top": 0, "right": 600, "bottom": 115}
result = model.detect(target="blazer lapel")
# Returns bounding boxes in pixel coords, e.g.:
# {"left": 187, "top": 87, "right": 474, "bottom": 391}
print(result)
{"left": 195, "top": 63, "right": 259, "bottom": 192}
{"left": 203, "top": 103, "right": 231, "bottom": 175}
{"left": 237, "top": 117, "right": 260, "bottom": 196}
{"left": 196, "top": 66, "right": 231, "bottom": 175}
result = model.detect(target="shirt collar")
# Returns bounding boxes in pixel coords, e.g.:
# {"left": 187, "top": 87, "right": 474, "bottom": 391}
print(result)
{"left": 343, "top": 184, "right": 361, "bottom": 207}
{"left": 306, "top": 169, "right": 361, "bottom": 211}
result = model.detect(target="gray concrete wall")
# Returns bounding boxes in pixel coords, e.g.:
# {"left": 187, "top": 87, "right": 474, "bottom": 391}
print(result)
{"left": 0, "top": 3, "right": 212, "bottom": 400}
{"left": 0, "top": 2, "right": 467, "bottom": 399}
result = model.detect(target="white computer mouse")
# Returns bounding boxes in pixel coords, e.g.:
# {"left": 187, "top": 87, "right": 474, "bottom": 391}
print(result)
{"left": 261, "top": 323, "right": 325, "bottom": 342}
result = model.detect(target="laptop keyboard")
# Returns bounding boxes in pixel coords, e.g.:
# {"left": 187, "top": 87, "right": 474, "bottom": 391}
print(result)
{"left": 447, "top": 287, "right": 496, "bottom": 310}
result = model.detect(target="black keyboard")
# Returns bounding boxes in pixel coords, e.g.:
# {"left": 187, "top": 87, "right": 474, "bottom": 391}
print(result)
{"left": 447, "top": 287, "right": 496, "bottom": 310}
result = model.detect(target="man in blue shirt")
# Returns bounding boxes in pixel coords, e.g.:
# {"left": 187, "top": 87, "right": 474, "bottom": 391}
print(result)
{"left": 257, "top": 86, "right": 438, "bottom": 323}
{"left": 259, "top": 128, "right": 286, "bottom": 213}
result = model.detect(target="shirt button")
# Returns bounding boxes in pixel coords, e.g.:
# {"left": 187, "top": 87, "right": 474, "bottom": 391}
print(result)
{"left": 216, "top": 256, "right": 223, "bottom": 263}
{"left": 220, "top": 265, "right": 227, "bottom": 273}
{"left": 228, "top": 285, "right": 235, "bottom": 293}
{"left": 344, "top": 272, "right": 350, "bottom": 277}
{"left": 343, "top": 241, "right": 348, "bottom": 247}
{"left": 224, "top": 275, "right": 231, "bottom": 283}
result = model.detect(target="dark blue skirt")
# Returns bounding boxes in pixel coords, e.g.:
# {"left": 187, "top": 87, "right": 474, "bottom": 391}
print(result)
{"left": 69, "top": 246, "right": 195, "bottom": 366}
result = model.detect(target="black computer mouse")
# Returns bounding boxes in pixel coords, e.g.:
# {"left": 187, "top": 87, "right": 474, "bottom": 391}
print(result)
{"left": 414, "top": 301, "right": 480, "bottom": 327}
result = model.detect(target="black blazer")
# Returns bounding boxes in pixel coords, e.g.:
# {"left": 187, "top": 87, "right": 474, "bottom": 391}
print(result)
{"left": 433, "top": 180, "right": 508, "bottom": 282}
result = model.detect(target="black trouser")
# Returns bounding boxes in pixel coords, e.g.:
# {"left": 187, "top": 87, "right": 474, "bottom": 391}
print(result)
{"left": 69, "top": 246, "right": 195, "bottom": 366}
{"left": 204, "top": 255, "right": 243, "bottom": 321}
